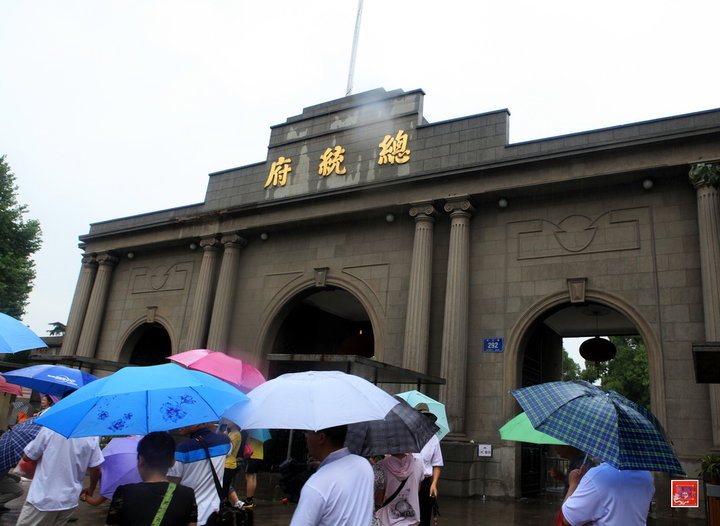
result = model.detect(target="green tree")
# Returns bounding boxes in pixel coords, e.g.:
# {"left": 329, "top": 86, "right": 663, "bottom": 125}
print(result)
{"left": 47, "top": 321, "right": 66, "bottom": 336}
{"left": 580, "top": 336, "right": 650, "bottom": 408}
{"left": 0, "top": 156, "right": 41, "bottom": 318}
{"left": 561, "top": 349, "right": 581, "bottom": 381}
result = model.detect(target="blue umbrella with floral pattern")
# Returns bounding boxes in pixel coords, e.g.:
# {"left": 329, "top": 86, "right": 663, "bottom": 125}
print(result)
{"left": 36, "top": 363, "right": 249, "bottom": 438}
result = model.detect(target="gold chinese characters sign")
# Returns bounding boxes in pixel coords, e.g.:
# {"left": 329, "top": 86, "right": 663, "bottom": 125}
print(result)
{"left": 264, "top": 130, "right": 410, "bottom": 189}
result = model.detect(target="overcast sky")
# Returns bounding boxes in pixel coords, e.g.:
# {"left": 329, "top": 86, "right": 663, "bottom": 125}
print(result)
{"left": 2, "top": 1, "right": 719, "bottom": 348}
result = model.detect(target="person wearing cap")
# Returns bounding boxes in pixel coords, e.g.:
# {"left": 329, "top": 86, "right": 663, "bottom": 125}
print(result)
{"left": 413, "top": 408, "right": 443, "bottom": 526}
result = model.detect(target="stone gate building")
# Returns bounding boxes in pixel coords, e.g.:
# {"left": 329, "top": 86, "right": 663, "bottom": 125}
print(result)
{"left": 60, "top": 88, "right": 720, "bottom": 507}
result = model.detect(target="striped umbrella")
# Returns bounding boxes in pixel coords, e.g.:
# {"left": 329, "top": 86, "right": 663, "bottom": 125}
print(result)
{"left": 512, "top": 380, "right": 684, "bottom": 474}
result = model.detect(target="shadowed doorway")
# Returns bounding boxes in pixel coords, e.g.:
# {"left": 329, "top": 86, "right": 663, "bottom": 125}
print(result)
{"left": 122, "top": 322, "right": 172, "bottom": 366}
{"left": 271, "top": 287, "right": 374, "bottom": 357}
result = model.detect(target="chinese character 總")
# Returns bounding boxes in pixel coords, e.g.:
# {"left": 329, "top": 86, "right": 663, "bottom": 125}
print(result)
{"left": 378, "top": 130, "right": 410, "bottom": 165}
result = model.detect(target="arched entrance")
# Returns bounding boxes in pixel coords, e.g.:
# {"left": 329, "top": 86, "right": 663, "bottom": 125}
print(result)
{"left": 120, "top": 322, "right": 172, "bottom": 366}
{"left": 272, "top": 286, "right": 374, "bottom": 357}
{"left": 506, "top": 291, "right": 663, "bottom": 497}
{"left": 260, "top": 285, "right": 376, "bottom": 470}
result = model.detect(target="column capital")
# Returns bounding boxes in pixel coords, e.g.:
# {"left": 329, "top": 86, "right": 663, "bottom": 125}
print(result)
{"left": 409, "top": 202, "right": 438, "bottom": 221}
{"left": 220, "top": 233, "right": 248, "bottom": 248}
{"left": 96, "top": 252, "right": 119, "bottom": 267}
{"left": 689, "top": 163, "right": 720, "bottom": 189}
{"left": 199, "top": 236, "right": 222, "bottom": 250}
{"left": 81, "top": 253, "right": 98, "bottom": 267}
{"left": 444, "top": 197, "right": 475, "bottom": 217}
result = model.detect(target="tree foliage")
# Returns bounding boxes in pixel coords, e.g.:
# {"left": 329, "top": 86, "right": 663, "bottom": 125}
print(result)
{"left": 48, "top": 321, "right": 66, "bottom": 336}
{"left": 0, "top": 156, "right": 42, "bottom": 318}
{"left": 561, "top": 349, "right": 581, "bottom": 381}
{"left": 579, "top": 336, "right": 650, "bottom": 408}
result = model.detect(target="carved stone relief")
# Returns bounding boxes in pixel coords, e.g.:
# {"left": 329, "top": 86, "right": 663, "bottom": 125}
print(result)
{"left": 130, "top": 262, "right": 194, "bottom": 294}
{"left": 508, "top": 208, "right": 647, "bottom": 260}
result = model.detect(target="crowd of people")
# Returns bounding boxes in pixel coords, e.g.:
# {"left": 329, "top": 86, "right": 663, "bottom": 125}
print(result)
{"left": 0, "top": 394, "right": 658, "bottom": 526}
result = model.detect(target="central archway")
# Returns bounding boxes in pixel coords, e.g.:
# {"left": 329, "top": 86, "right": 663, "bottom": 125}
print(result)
{"left": 272, "top": 287, "right": 374, "bottom": 357}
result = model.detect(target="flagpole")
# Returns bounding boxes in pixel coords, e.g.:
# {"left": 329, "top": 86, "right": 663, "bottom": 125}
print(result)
{"left": 346, "top": 0, "right": 364, "bottom": 96}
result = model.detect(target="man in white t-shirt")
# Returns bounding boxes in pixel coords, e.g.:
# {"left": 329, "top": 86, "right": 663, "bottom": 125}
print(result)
{"left": 17, "top": 426, "right": 103, "bottom": 526}
{"left": 561, "top": 462, "right": 654, "bottom": 526}
{"left": 290, "top": 425, "right": 373, "bottom": 526}
{"left": 413, "top": 410, "right": 443, "bottom": 526}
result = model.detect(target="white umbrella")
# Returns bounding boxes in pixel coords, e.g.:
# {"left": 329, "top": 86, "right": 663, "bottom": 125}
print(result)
{"left": 223, "top": 370, "right": 399, "bottom": 431}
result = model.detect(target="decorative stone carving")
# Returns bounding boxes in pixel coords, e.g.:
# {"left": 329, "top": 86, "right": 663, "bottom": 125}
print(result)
{"left": 314, "top": 267, "right": 329, "bottom": 288}
{"left": 567, "top": 278, "right": 587, "bottom": 304}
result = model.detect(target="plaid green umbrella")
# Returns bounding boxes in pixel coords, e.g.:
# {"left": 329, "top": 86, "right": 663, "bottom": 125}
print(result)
{"left": 512, "top": 380, "right": 684, "bottom": 474}
{"left": 499, "top": 412, "right": 567, "bottom": 445}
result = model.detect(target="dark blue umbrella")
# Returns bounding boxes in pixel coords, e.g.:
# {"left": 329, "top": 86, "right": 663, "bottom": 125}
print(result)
{"left": 36, "top": 363, "right": 249, "bottom": 438}
{"left": 0, "top": 313, "right": 47, "bottom": 354}
{"left": 1, "top": 364, "right": 97, "bottom": 397}
{"left": 512, "top": 380, "right": 684, "bottom": 474}
{"left": 0, "top": 418, "right": 42, "bottom": 472}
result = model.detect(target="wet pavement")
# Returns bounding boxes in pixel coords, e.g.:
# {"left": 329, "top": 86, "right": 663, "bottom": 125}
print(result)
{"left": 0, "top": 477, "right": 705, "bottom": 525}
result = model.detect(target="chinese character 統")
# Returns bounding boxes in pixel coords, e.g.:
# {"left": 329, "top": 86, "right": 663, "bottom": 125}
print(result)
{"left": 318, "top": 146, "right": 348, "bottom": 177}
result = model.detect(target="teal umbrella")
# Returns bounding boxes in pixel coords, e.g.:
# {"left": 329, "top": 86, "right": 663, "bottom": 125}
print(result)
{"left": 499, "top": 412, "right": 567, "bottom": 445}
{"left": 396, "top": 390, "right": 450, "bottom": 439}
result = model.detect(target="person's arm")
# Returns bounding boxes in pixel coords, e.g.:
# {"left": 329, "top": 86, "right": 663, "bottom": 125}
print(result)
{"left": 289, "top": 485, "right": 324, "bottom": 526}
{"left": 83, "top": 465, "right": 102, "bottom": 497}
{"left": 429, "top": 466, "right": 441, "bottom": 498}
{"left": 561, "top": 466, "right": 590, "bottom": 526}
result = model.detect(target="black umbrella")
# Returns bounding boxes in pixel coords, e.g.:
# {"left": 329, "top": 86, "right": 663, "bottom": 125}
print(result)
{"left": 345, "top": 397, "right": 439, "bottom": 456}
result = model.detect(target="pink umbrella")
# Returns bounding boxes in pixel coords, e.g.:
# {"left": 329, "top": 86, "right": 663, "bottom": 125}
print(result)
{"left": 0, "top": 377, "right": 23, "bottom": 397}
{"left": 167, "top": 349, "right": 265, "bottom": 393}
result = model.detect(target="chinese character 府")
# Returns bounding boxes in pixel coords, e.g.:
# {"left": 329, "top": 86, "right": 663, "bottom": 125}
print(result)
{"left": 378, "top": 130, "right": 410, "bottom": 165}
{"left": 318, "top": 146, "right": 348, "bottom": 177}
{"left": 264, "top": 156, "right": 293, "bottom": 188}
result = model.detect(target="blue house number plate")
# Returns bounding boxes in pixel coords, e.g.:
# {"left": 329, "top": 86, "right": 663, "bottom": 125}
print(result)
{"left": 483, "top": 338, "right": 504, "bottom": 353}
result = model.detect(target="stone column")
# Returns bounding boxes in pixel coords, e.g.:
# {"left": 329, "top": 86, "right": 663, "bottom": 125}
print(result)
{"left": 184, "top": 236, "right": 221, "bottom": 351}
{"left": 691, "top": 167, "right": 720, "bottom": 446}
{"left": 60, "top": 254, "right": 98, "bottom": 356}
{"left": 206, "top": 234, "right": 246, "bottom": 353}
{"left": 76, "top": 252, "right": 118, "bottom": 358}
{"left": 439, "top": 197, "right": 474, "bottom": 434}
{"left": 402, "top": 202, "right": 437, "bottom": 374}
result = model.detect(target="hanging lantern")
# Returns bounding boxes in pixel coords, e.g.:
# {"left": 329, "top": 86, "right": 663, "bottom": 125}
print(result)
{"left": 579, "top": 337, "right": 617, "bottom": 362}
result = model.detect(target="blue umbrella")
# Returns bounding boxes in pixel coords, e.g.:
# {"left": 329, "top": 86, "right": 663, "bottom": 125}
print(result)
{"left": 0, "top": 418, "right": 42, "bottom": 472}
{"left": 0, "top": 313, "right": 47, "bottom": 354}
{"left": 1, "top": 364, "right": 97, "bottom": 396}
{"left": 512, "top": 380, "right": 684, "bottom": 474}
{"left": 36, "top": 363, "right": 250, "bottom": 438}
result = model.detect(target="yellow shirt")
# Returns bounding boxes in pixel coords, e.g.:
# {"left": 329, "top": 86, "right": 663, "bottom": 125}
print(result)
{"left": 225, "top": 430, "right": 241, "bottom": 469}
{"left": 249, "top": 437, "right": 264, "bottom": 460}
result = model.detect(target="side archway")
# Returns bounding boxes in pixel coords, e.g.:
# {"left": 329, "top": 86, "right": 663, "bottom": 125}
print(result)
{"left": 503, "top": 289, "right": 666, "bottom": 426}
{"left": 117, "top": 316, "right": 176, "bottom": 366}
